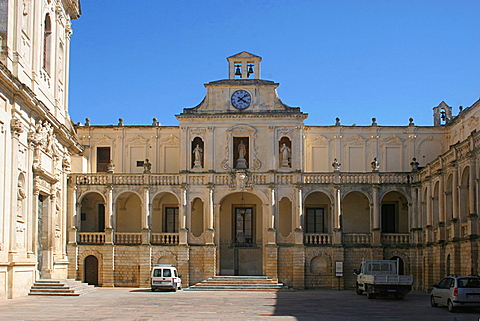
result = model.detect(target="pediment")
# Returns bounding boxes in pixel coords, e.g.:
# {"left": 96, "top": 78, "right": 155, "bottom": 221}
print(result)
{"left": 380, "top": 134, "right": 405, "bottom": 144}
{"left": 227, "top": 51, "right": 261, "bottom": 60}
{"left": 126, "top": 135, "right": 149, "bottom": 144}
{"left": 160, "top": 135, "right": 180, "bottom": 146}
{"left": 226, "top": 124, "right": 257, "bottom": 133}
{"left": 344, "top": 134, "right": 367, "bottom": 143}
{"left": 92, "top": 134, "right": 115, "bottom": 144}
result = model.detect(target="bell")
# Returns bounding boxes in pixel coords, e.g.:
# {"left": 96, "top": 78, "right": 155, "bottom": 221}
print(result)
{"left": 235, "top": 66, "right": 242, "bottom": 76}
{"left": 247, "top": 65, "right": 254, "bottom": 75}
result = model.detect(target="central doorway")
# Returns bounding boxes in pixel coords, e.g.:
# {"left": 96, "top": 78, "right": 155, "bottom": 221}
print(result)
{"left": 219, "top": 192, "right": 263, "bottom": 276}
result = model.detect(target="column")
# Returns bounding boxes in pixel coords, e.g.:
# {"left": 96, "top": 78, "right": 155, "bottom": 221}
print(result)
{"left": 105, "top": 185, "right": 114, "bottom": 244}
{"left": 452, "top": 169, "right": 459, "bottom": 219}
{"left": 141, "top": 186, "right": 150, "bottom": 244}
{"left": 334, "top": 186, "right": 341, "bottom": 229}
{"left": 67, "top": 185, "right": 77, "bottom": 244}
{"left": 179, "top": 184, "right": 188, "bottom": 244}
{"left": 372, "top": 186, "right": 380, "bottom": 230}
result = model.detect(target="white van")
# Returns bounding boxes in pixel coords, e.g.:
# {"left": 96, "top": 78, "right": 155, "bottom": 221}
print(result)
{"left": 150, "top": 265, "right": 182, "bottom": 292}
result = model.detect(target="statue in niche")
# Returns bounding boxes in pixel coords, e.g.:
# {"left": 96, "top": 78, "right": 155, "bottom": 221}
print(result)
{"left": 236, "top": 140, "right": 247, "bottom": 169}
{"left": 143, "top": 159, "right": 152, "bottom": 173}
{"left": 371, "top": 157, "right": 380, "bottom": 172}
{"left": 193, "top": 144, "right": 203, "bottom": 168}
{"left": 280, "top": 143, "right": 291, "bottom": 168}
{"left": 332, "top": 158, "right": 341, "bottom": 172}
{"left": 17, "top": 180, "right": 26, "bottom": 220}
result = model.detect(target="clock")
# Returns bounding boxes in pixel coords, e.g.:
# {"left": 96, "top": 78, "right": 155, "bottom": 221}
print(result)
{"left": 231, "top": 90, "right": 251, "bottom": 109}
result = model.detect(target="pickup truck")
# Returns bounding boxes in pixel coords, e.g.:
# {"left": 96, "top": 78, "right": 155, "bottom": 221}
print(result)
{"left": 354, "top": 259, "right": 413, "bottom": 299}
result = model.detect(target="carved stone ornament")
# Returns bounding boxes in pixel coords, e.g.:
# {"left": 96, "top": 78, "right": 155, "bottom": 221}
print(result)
{"left": 232, "top": 170, "right": 251, "bottom": 190}
{"left": 28, "top": 120, "right": 55, "bottom": 153}
{"left": 11, "top": 118, "right": 24, "bottom": 137}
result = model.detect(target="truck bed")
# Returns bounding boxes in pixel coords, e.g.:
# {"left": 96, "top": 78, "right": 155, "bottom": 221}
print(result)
{"left": 363, "top": 274, "right": 413, "bottom": 285}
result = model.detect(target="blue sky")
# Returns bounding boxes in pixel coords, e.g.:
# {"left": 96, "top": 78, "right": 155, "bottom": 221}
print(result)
{"left": 69, "top": 1, "right": 479, "bottom": 127}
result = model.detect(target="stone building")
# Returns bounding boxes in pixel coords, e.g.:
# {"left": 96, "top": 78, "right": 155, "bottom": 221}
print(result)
{"left": 0, "top": 0, "right": 81, "bottom": 299}
{"left": 68, "top": 51, "right": 480, "bottom": 291}
{"left": 0, "top": 1, "right": 478, "bottom": 299}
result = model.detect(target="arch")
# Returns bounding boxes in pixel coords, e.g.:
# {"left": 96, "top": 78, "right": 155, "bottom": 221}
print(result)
{"left": 80, "top": 191, "right": 106, "bottom": 232}
{"left": 381, "top": 191, "right": 409, "bottom": 233}
{"left": 151, "top": 192, "right": 180, "bottom": 233}
{"left": 278, "top": 197, "right": 293, "bottom": 238}
{"left": 305, "top": 250, "right": 333, "bottom": 269}
{"left": 191, "top": 136, "right": 204, "bottom": 169}
{"left": 386, "top": 250, "right": 410, "bottom": 275}
{"left": 416, "top": 139, "right": 442, "bottom": 166}
{"left": 84, "top": 255, "right": 99, "bottom": 285}
{"left": 389, "top": 256, "right": 405, "bottom": 275}
{"left": 342, "top": 191, "right": 370, "bottom": 233}
{"left": 115, "top": 192, "right": 142, "bottom": 232}
{"left": 152, "top": 250, "right": 177, "bottom": 267}
{"left": 219, "top": 192, "right": 263, "bottom": 276}
{"left": 78, "top": 249, "right": 103, "bottom": 285}
{"left": 304, "top": 191, "right": 332, "bottom": 233}
{"left": 279, "top": 136, "right": 292, "bottom": 168}
{"left": 459, "top": 166, "right": 470, "bottom": 221}
{"left": 190, "top": 197, "right": 204, "bottom": 237}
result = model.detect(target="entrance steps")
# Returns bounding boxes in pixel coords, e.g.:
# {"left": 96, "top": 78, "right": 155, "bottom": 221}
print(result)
{"left": 29, "top": 279, "right": 96, "bottom": 296}
{"left": 187, "top": 276, "right": 289, "bottom": 291}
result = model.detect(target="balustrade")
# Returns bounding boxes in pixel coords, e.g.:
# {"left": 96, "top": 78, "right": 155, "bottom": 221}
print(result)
{"left": 381, "top": 233, "right": 409, "bottom": 245}
{"left": 343, "top": 233, "right": 371, "bottom": 245}
{"left": 304, "top": 233, "right": 331, "bottom": 245}
{"left": 115, "top": 232, "right": 142, "bottom": 244}
{"left": 151, "top": 233, "right": 179, "bottom": 245}
{"left": 78, "top": 232, "right": 105, "bottom": 244}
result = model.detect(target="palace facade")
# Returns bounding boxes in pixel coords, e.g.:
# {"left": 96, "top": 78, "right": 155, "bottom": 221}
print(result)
{"left": 68, "top": 52, "right": 480, "bottom": 291}
{"left": 1, "top": 1, "right": 479, "bottom": 299}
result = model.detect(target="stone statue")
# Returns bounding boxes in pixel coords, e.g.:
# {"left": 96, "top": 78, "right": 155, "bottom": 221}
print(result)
{"left": 332, "top": 158, "right": 341, "bottom": 172}
{"left": 193, "top": 144, "right": 203, "bottom": 168}
{"left": 107, "top": 160, "right": 115, "bottom": 173}
{"left": 410, "top": 157, "right": 419, "bottom": 172}
{"left": 236, "top": 140, "right": 247, "bottom": 169}
{"left": 143, "top": 159, "right": 152, "bottom": 173}
{"left": 280, "top": 143, "right": 290, "bottom": 167}
{"left": 371, "top": 157, "right": 380, "bottom": 172}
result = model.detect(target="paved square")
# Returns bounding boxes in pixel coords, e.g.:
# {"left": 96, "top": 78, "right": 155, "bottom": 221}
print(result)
{"left": 1, "top": 288, "right": 479, "bottom": 320}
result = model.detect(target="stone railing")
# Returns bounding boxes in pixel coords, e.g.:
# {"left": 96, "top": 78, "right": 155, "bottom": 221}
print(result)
{"left": 343, "top": 233, "right": 371, "bottom": 245}
{"left": 115, "top": 232, "right": 142, "bottom": 244}
{"left": 78, "top": 232, "right": 105, "bottom": 244}
{"left": 304, "top": 233, "right": 331, "bottom": 245}
{"left": 381, "top": 233, "right": 409, "bottom": 245}
{"left": 71, "top": 171, "right": 414, "bottom": 188}
{"left": 151, "top": 233, "right": 179, "bottom": 245}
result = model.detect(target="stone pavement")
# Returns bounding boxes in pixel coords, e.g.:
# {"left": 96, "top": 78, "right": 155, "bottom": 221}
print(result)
{"left": 0, "top": 288, "right": 479, "bottom": 320}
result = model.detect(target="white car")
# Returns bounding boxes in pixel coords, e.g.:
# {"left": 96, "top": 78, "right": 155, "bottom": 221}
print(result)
{"left": 150, "top": 265, "right": 182, "bottom": 292}
{"left": 430, "top": 275, "right": 480, "bottom": 312}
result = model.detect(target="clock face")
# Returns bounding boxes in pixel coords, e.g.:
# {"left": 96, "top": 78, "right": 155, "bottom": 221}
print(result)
{"left": 231, "top": 90, "right": 251, "bottom": 109}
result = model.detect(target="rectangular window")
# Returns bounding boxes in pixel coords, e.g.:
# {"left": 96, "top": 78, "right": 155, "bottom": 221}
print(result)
{"left": 164, "top": 207, "right": 179, "bottom": 233}
{"left": 305, "top": 208, "right": 325, "bottom": 233}
{"left": 234, "top": 207, "right": 253, "bottom": 245}
{"left": 381, "top": 204, "right": 396, "bottom": 233}
{"left": 96, "top": 147, "right": 111, "bottom": 172}
{"left": 136, "top": 161, "right": 144, "bottom": 167}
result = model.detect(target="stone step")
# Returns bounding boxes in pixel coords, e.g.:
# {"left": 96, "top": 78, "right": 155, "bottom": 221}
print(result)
{"left": 29, "top": 279, "right": 96, "bottom": 296}
{"left": 187, "top": 275, "right": 289, "bottom": 292}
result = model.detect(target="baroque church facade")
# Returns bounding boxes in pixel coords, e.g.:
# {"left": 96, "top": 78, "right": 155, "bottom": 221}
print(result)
{"left": 1, "top": 1, "right": 480, "bottom": 299}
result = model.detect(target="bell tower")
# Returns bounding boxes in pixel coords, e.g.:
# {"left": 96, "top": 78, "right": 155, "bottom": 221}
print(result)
{"left": 227, "top": 51, "right": 262, "bottom": 79}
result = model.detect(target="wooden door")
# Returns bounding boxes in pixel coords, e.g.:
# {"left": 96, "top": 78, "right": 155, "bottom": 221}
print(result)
{"left": 84, "top": 255, "right": 98, "bottom": 285}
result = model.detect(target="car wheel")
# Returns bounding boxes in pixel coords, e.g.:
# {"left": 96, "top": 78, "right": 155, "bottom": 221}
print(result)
{"left": 447, "top": 299, "right": 455, "bottom": 312}
{"left": 151, "top": 288, "right": 155, "bottom": 292}
{"left": 430, "top": 295, "right": 438, "bottom": 307}
{"left": 356, "top": 283, "right": 363, "bottom": 295}
{"left": 366, "top": 286, "right": 375, "bottom": 299}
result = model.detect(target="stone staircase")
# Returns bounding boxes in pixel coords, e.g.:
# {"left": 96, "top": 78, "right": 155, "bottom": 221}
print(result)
{"left": 29, "top": 279, "right": 96, "bottom": 296}
{"left": 187, "top": 276, "right": 289, "bottom": 291}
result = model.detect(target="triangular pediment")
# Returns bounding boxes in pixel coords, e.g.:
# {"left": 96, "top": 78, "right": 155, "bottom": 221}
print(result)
{"left": 227, "top": 51, "right": 262, "bottom": 60}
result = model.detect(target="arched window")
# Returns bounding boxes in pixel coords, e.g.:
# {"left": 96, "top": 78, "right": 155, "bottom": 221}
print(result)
{"left": 43, "top": 14, "right": 52, "bottom": 73}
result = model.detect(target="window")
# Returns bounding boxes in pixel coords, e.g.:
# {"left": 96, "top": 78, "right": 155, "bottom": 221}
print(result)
{"left": 164, "top": 207, "right": 179, "bottom": 233}
{"left": 234, "top": 207, "right": 253, "bottom": 245}
{"left": 305, "top": 208, "right": 325, "bottom": 233}
{"left": 96, "top": 147, "right": 110, "bottom": 172}
{"left": 43, "top": 14, "right": 52, "bottom": 73}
